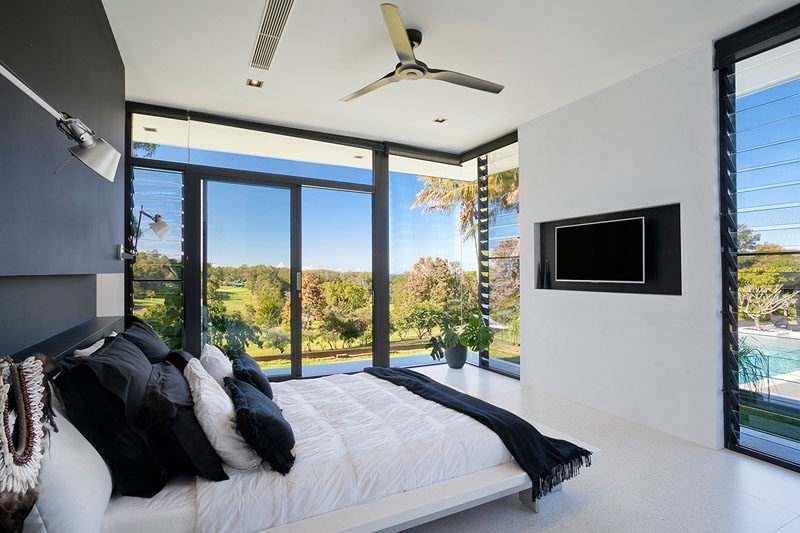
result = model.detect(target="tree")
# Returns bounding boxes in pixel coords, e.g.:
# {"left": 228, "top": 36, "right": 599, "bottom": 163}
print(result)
{"left": 207, "top": 304, "right": 263, "bottom": 352}
{"left": 281, "top": 278, "right": 327, "bottom": 350}
{"left": 412, "top": 167, "right": 519, "bottom": 270}
{"left": 254, "top": 296, "right": 284, "bottom": 329}
{"left": 322, "top": 312, "right": 368, "bottom": 348}
{"left": 738, "top": 224, "right": 761, "bottom": 252}
{"left": 402, "top": 257, "right": 461, "bottom": 305}
{"left": 321, "top": 279, "right": 369, "bottom": 314}
{"left": 140, "top": 284, "right": 183, "bottom": 349}
{"left": 739, "top": 284, "right": 798, "bottom": 330}
{"left": 403, "top": 301, "right": 447, "bottom": 338}
{"left": 263, "top": 327, "right": 290, "bottom": 353}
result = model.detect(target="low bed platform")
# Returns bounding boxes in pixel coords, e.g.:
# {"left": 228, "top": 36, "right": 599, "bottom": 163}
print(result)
{"left": 21, "top": 319, "right": 599, "bottom": 533}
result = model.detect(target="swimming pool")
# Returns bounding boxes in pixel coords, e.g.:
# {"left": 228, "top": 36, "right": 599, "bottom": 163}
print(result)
{"left": 739, "top": 333, "right": 800, "bottom": 383}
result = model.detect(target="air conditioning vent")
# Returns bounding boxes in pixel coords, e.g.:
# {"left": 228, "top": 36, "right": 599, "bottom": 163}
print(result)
{"left": 250, "top": 0, "right": 295, "bottom": 71}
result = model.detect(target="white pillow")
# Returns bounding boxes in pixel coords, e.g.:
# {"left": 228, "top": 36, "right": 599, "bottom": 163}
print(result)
{"left": 72, "top": 332, "right": 118, "bottom": 357}
{"left": 183, "top": 358, "right": 261, "bottom": 470}
{"left": 200, "top": 343, "right": 233, "bottom": 387}
{"left": 27, "top": 400, "right": 113, "bottom": 533}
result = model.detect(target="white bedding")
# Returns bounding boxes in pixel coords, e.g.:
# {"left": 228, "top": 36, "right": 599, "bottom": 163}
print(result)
{"left": 101, "top": 372, "right": 513, "bottom": 533}
{"left": 101, "top": 477, "right": 196, "bottom": 533}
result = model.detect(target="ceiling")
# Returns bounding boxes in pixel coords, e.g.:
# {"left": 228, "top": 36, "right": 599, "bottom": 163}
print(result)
{"left": 104, "top": 0, "right": 795, "bottom": 153}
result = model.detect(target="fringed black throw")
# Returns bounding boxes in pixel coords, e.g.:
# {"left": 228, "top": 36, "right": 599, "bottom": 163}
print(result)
{"left": 364, "top": 367, "right": 592, "bottom": 500}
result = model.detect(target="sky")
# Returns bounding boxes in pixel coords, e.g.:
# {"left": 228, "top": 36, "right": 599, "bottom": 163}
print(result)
{"left": 735, "top": 75, "right": 800, "bottom": 251}
{"left": 133, "top": 146, "right": 476, "bottom": 274}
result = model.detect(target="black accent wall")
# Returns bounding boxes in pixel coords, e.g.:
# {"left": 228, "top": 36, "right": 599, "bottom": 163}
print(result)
{"left": 0, "top": 1, "right": 124, "bottom": 354}
{"left": 539, "top": 204, "right": 682, "bottom": 295}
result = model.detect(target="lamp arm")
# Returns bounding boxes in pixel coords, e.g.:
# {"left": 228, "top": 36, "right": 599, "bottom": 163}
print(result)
{"left": 134, "top": 207, "right": 145, "bottom": 254}
{"left": 139, "top": 209, "right": 157, "bottom": 222}
{"left": 0, "top": 60, "right": 63, "bottom": 121}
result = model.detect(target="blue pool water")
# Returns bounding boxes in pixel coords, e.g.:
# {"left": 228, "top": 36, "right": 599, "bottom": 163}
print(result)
{"left": 739, "top": 333, "right": 800, "bottom": 383}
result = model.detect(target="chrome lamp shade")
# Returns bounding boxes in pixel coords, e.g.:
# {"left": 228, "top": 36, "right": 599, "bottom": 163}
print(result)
{"left": 148, "top": 215, "right": 171, "bottom": 241}
{"left": 68, "top": 136, "right": 120, "bottom": 182}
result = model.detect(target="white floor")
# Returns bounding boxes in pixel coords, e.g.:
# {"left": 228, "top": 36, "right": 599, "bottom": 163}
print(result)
{"left": 404, "top": 364, "right": 800, "bottom": 533}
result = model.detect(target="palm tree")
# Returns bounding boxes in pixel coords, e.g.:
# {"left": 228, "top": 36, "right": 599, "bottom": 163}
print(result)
{"left": 411, "top": 168, "right": 519, "bottom": 267}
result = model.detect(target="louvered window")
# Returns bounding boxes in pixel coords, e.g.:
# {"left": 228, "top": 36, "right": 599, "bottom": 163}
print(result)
{"left": 718, "top": 15, "right": 800, "bottom": 468}
{"left": 129, "top": 168, "right": 184, "bottom": 349}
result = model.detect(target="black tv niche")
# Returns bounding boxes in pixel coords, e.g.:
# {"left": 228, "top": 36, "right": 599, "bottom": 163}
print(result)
{"left": 538, "top": 203, "right": 681, "bottom": 295}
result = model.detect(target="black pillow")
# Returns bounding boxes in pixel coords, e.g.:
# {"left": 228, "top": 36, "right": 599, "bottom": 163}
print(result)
{"left": 224, "top": 377, "right": 295, "bottom": 475}
{"left": 229, "top": 349, "right": 273, "bottom": 399}
{"left": 137, "top": 362, "right": 228, "bottom": 482}
{"left": 120, "top": 316, "right": 170, "bottom": 363}
{"left": 57, "top": 336, "right": 166, "bottom": 496}
{"left": 166, "top": 349, "right": 195, "bottom": 371}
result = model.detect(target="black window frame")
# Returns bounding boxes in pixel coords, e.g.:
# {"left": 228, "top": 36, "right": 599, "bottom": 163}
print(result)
{"left": 124, "top": 101, "right": 518, "bottom": 380}
{"left": 716, "top": 3, "right": 800, "bottom": 474}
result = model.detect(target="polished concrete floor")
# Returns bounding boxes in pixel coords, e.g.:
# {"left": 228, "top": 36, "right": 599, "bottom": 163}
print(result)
{"left": 404, "top": 364, "right": 800, "bottom": 533}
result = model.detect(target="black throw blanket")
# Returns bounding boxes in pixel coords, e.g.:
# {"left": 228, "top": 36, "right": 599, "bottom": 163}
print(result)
{"left": 364, "top": 367, "right": 592, "bottom": 499}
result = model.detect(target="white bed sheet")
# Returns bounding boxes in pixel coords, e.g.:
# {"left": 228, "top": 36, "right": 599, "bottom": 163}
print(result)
{"left": 97, "top": 372, "right": 514, "bottom": 533}
{"left": 100, "top": 477, "right": 196, "bottom": 533}
{"left": 194, "top": 372, "right": 513, "bottom": 532}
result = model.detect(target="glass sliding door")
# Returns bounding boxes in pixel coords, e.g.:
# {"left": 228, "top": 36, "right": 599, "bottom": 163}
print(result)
{"left": 203, "top": 179, "right": 293, "bottom": 377}
{"left": 301, "top": 187, "right": 372, "bottom": 376}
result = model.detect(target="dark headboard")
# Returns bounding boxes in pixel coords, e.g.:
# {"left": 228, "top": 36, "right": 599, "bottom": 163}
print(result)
{"left": 9, "top": 316, "right": 125, "bottom": 362}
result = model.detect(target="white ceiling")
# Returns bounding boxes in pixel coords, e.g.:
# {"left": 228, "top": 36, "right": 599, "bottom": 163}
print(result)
{"left": 104, "top": 0, "right": 795, "bottom": 153}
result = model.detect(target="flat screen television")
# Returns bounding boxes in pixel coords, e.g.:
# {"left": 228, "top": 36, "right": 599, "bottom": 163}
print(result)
{"left": 555, "top": 217, "right": 645, "bottom": 283}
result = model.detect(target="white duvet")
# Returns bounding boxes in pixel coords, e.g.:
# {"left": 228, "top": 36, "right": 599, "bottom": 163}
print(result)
{"left": 192, "top": 372, "right": 513, "bottom": 532}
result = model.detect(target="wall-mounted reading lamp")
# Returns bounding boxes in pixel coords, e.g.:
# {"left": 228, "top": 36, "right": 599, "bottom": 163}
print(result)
{"left": 117, "top": 206, "right": 171, "bottom": 261}
{"left": 0, "top": 59, "right": 121, "bottom": 182}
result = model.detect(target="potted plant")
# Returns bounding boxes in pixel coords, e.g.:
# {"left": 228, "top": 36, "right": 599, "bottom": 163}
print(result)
{"left": 427, "top": 315, "right": 494, "bottom": 369}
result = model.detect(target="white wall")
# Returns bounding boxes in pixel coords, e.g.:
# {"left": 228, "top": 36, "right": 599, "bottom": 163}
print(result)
{"left": 518, "top": 43, "right": 722, "bottom": 449}
{"left": 96, "top": 273, "right": 125, "bottom": 317}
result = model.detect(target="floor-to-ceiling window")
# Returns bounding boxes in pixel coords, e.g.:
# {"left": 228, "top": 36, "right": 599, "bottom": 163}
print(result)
{"left": 128, "top": 107, "right": 518, "bottom": 379}
{"left": 719, "top": 25, "right": 800, "bottom": 469}
{"left": 129, "top": 110, "right": 376, "bottom": 378}
{"left": 388, "top": 156, "right": 478, "bottom": 368}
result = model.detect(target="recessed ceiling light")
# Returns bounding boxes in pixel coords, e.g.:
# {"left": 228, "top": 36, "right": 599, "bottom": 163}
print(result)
{"left": 246, "top": 79, "right": 264, "bottom": 88}
{"left": 143, "top": 126, "right": 158, "bottom": 132}
{"left": 433, "top": 117, "right": 447, "bottom": 123}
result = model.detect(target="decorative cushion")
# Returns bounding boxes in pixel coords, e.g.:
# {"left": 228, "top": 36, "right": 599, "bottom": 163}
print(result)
{"left": 56, "top": 336, "right": 166, "bottom": 496}
{"left": 165, "top": 349, "right": 194, "bottom": 372}
{"left": 229, "top": 349, "right": 273, "bottom": 399}
{"left": 120, "top": 316, "right": 170, "bottom": 363}
{"left": 28, "top": 403, "right": 113, "bottom": 533}
{"left": 224, "top": 377, "right": 295, "bottom": 475}
{"left": 137, "top": 361, "right": 228, "bottom": 483}
{"left": 200, "top": 344, "right": 232, "bottom": 388}
{"left": 183, "top": 359, "right": 261, "bottom": 470}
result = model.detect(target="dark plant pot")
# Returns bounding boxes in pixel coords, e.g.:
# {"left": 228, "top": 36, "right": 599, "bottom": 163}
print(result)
{"left": 445, "top": 342, "right": 467, "bottom": 369}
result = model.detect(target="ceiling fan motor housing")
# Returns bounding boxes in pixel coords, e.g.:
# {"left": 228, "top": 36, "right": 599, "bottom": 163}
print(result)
{"left": 406, "top": 28, "right": 422, "bottom": 48}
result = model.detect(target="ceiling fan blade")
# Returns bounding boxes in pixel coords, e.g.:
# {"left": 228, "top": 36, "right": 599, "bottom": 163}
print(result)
{"left": 341, "top": 71, "right": 399, "bottom": 102}
{"left": 380, "top": 3, "right": 416, "bottom": 65}
{"left": 426, "top": 69, "right": 504, "bottom": 94}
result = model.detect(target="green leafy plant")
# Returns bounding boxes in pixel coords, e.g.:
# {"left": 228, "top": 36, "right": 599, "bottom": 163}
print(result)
{"left": 461, "top": 315, "right": 494, "bottom": 353}
{"left": 738, "top": 338, "right": 771, "bottom": 397}
{"left": 426, "top": 315, "right": 494, "bottom": 361}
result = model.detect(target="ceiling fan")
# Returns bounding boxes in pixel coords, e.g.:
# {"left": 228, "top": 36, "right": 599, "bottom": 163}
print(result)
{"left": 341, "top": 3, "right": 504, "bottom": 102}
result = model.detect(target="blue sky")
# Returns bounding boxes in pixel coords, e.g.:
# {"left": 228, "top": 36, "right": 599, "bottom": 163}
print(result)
{"left": 735, "top": 76, "right": 800, "bottom": 250}
{"left": 133, "top": 147, "right": 475, "bottom": 274}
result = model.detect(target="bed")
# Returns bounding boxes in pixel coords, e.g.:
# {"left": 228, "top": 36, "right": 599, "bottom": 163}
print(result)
{"left": 19, "top": 318, "right": 599, "bottom": 533}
